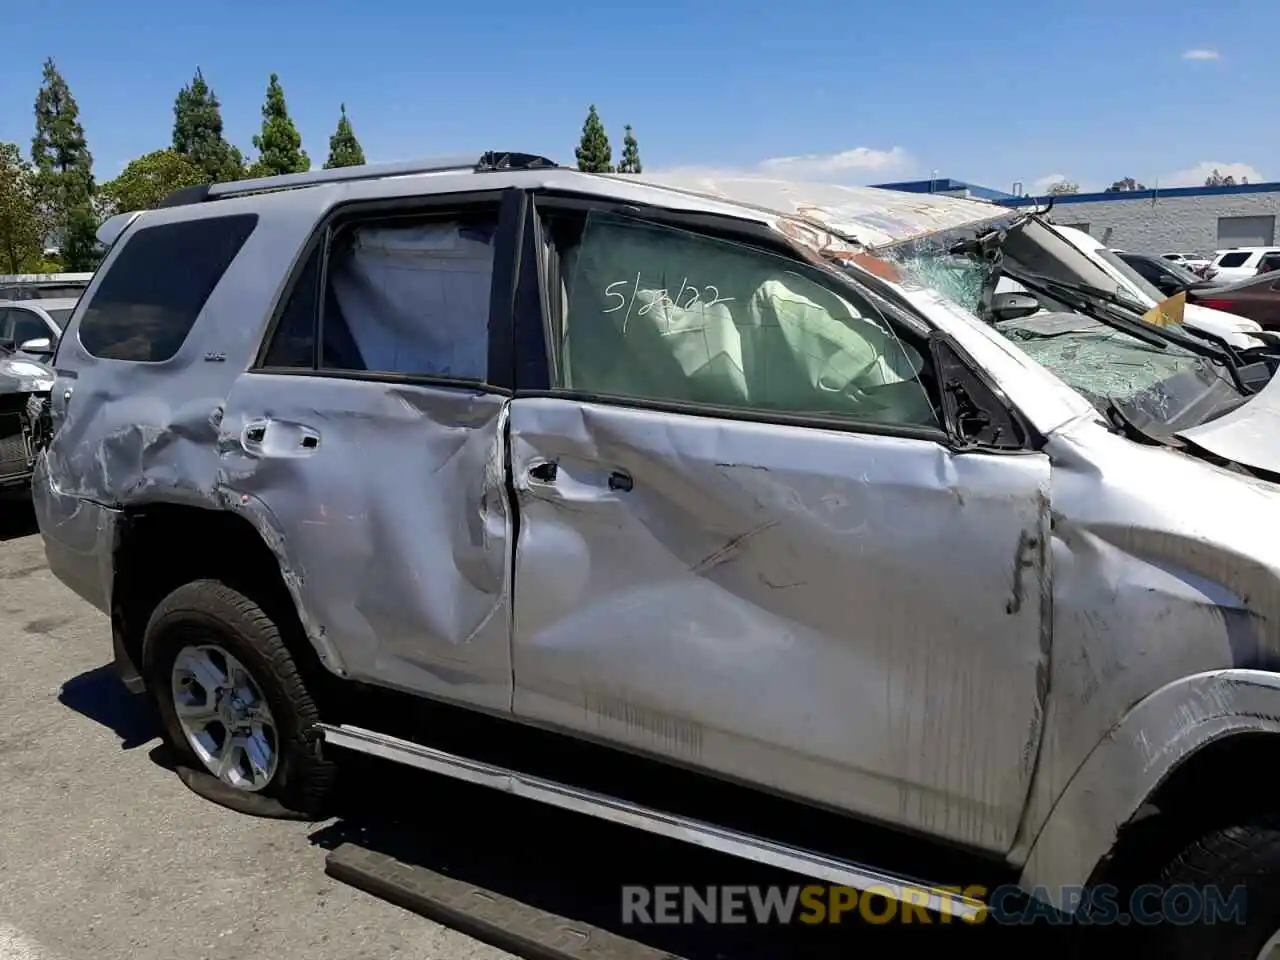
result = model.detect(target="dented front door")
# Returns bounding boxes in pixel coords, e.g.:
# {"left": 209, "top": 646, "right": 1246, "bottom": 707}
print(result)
{"left": 508, "top": 398, "right": 1051, "bottom": 853}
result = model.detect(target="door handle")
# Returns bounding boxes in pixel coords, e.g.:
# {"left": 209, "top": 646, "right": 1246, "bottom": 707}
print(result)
{"left": 528, "top": 461, "right": 558, "bottom": 484}
{"left": 240, "top": 419, "right": 321, "bottom": 457}
{"left": 242, "top": 420, "right": 268, "bottom": 451}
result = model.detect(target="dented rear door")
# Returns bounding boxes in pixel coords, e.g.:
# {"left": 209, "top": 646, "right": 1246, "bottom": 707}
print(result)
{"left": 508, "top": 206, "right": 1052, "bottom": 853}
{"left": 218, "top": 192, "right": 522, "bottom": 712}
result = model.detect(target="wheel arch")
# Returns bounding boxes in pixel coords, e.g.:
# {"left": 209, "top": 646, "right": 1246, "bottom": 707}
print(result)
{"left": 112, "top": 499, "right": 346, "bottom": 701}
{"left": 1019, "top": 669, "right": 1280, "bottom": 911}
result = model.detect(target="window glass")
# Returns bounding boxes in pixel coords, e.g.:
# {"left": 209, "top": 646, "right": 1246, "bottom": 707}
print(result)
{"left": 1217, "top": 252, "right": 1251, "bottom": 268}
{"left": 78, "top": 214, "right": 258, "bottom": 362}
{"left": 10, "top": 310, "right": 49, "bottom": 345}
{"left": 262, "top": 246, "right": 321, "bottom": 368}
{"left": 555, "top": 213, "right": 938, "bottom": 428}
{"left": 319, "top": 215, "right": 496, "bottom": 380}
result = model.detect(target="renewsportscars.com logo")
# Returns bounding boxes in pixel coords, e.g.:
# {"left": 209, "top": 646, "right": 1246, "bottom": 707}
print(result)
{"left": 620, "top": 883, "right": 1249, "bottom": 927}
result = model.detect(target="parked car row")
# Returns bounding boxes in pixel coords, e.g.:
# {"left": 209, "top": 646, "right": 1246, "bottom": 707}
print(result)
{"left": 0, "top": 278, "right": 88, "bottom": 498}
{"left": 1156, "top": 248, "right": 1280, "bottom": 284}
{"left": 1104, "top": 248, "right": 1280, "bottom": 330}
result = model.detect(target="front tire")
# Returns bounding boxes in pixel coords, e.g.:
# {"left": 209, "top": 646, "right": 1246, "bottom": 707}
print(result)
{"left": 144, "top": 579, "right": 336, "bottom": 817}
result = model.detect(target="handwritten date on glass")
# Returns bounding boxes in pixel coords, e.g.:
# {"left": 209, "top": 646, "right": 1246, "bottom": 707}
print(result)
{"left": 602, "top": 272, "right": 735, "bottom": 331}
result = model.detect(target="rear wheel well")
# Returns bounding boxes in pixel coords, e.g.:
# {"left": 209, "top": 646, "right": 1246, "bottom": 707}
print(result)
{"left": 1091, "top": 732, "right": 1280, "bottom": 892}
{"left": 112, "top": 502, "right": 336, "bottom": 707}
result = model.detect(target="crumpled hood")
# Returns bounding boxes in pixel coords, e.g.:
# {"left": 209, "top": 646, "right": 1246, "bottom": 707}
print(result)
{"left": 0, "top": 353, "right": 54, "bottom": 395}
{"left": 1178, "top": 372, "right": 1280, "bottom": 475}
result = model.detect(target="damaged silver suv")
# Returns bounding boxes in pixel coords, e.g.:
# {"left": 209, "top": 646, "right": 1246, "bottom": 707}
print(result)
{"left": 33, "top": 153, "right": 1280, "bottom": 955}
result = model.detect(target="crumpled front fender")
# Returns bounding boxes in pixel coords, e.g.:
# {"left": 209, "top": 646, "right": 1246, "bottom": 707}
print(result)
{"left": 1020, "top": 669, "right": 1280, "bottom": 910}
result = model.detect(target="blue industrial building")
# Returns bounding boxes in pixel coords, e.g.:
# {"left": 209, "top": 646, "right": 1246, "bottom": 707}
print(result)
{"left": 872, "top": 177, "right": 1280, "bottom": 254}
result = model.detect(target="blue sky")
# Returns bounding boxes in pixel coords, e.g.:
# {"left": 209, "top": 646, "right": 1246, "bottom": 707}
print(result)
{"left": 0, "top": 0, "right": 1269, "bottom": 194}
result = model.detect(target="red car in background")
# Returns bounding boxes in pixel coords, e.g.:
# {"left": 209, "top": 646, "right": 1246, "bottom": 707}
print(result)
{"left": 1189, "top": 267, "right": 1280, "bottom": 329}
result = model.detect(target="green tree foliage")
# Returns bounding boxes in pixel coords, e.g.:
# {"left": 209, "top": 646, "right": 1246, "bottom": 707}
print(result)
{"left": 323, "top": 104, "right": 366, "bottom": 169}
{"left": 574, "top": 105, "right": 613, "bottom": 173}
{"left": 101, "top": 149, "right": 206, "bottom": 213}
{"left": 0, "top": 142, "right": 47, "bottom": 273}
{"left": 617, "top": 125, "right": 642, "bottom": 174}
{"left": 31, "top": 58, "right": 98, "bottom": 270}
{"left": 1046, "top": 180, "right": 1079, "bottom": 196}
{"left": 172, "top": 68, "right": 245, "bottom": 183}
{"left": 250, "top": 73, "right": 309, "bottom": 177}
{"left": 1204, "top": 168, "right": 1237, "bottom": 187}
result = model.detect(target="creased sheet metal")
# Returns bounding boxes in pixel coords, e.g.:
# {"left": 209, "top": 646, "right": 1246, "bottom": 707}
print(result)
{"left": 508, "top": 396, "right": 1052, "bottom": 853}
{"left": 1177, "top": 364, "right": 1280, "bottom": 475}
{"left": 630, "top": 173, "right": 1010, "bottom": 250}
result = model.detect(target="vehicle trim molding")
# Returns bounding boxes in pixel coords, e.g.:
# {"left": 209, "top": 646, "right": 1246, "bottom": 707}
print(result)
{"left": 315, "top": 722, "right": 986, "bottom": 920}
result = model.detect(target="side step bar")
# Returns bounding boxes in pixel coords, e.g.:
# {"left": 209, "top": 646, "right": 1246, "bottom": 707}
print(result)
{"left": 315, "top": 723, "right": 985, "bottom": 921}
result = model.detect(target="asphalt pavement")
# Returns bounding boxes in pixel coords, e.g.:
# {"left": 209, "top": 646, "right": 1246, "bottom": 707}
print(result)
{"left": 0, "top": 502, "right": 1049, "bottom": 960}
{"left": 0, "top": 504, "right": 515, "bottom": 960}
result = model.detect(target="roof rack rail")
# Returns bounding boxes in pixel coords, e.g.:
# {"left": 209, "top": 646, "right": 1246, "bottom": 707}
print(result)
{"left": 156, "top": 151, "right": 559, "bottom": 209}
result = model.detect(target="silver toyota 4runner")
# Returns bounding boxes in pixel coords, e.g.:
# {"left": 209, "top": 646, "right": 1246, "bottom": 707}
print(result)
{"left": 31, "top": 152, "right": 1280, "bottom": 955}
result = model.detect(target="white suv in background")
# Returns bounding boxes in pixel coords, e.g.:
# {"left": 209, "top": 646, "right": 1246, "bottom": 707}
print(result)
{"left": 1210, "top": 247, "right": 1280, "bottom": 283}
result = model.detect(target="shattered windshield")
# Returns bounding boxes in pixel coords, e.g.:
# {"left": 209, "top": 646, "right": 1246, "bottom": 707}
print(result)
{"left": 871, "top": 219, "right": 1247, "bottom": 433}
{"left": 995, "top": 312, "right": 1242, "bottom": 429}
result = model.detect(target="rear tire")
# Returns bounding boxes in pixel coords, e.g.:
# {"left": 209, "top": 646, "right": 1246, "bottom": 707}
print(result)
{"left": 143, "top": 579, "right": 336, "bottom": 817}
{"left": 1147, "top": 818, "right": 1280, "bottom": 958}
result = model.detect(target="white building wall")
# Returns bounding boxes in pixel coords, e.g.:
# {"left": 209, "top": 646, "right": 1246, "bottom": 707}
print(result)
{"left": 1040, "top": 191, "right": 1280, "bottom": 255}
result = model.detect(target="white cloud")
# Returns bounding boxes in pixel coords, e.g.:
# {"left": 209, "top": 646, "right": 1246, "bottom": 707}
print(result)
{"left": 1161, "top": 160, "right": 1263, "bottom": 187}
{"left": 758, "top": 146, "right": 914, "bottom": 180}
{"left": 1182, "top": 48, "right": 1221, "bottom": 60}
{"left": 1031, "top": 172, "right": 1074, "bottom": 193}
{"left": 651, "top": 146, "right": 915, "bottom": 185}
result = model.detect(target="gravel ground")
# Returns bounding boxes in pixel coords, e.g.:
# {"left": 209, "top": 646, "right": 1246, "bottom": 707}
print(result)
{"left": 0, "top": 502, "right": 1049, "bottom": 960}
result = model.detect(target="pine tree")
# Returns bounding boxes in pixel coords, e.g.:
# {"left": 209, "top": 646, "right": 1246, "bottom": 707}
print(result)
{"left": 617, "top": 125, "right": 642, "bottom": 174}
{"left": 250, "top": 73, "right": 310, "bottom": 177}
{"left": 172, "top": 68, "right": 245, "bottom": 183}
{"left": 31, "top": 58, "right": 98, "bottom": 270}
{"left": 323, "top": 104, "right": 366, "bottom": 169}
{"left": 574, "top": 105, "right": 613, "bottom": 173}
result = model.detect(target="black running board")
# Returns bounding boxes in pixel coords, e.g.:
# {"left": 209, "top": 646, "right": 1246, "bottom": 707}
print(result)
{"left": 326, "top": 843, "right": 685, "bottom": 960}
{"left": 316, "top": 723, "right": 985, "bottom": 921}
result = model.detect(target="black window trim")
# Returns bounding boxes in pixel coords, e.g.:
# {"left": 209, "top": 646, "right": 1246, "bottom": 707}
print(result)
{"left": 251, "top": 187, "right": 524, "bottom": 395}
{"left": 74, "top": 212, "right": 261, "bottom": 365}
{"left": 516, "top": 193, "right": 1040, "bottom": 452}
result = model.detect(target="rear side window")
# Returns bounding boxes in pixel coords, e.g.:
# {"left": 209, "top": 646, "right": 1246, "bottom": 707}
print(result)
{"left": 1216, "top": 252, "right": 1251, "bottom": 268}
{"left": 259, "top": 211, "right": 498, "bottom": 381}
{"left": 78, "top": 214, "right": 258, "bottom": 362}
